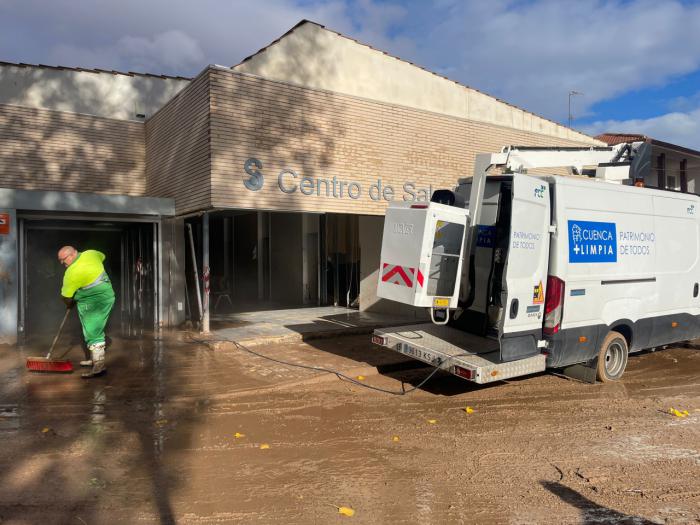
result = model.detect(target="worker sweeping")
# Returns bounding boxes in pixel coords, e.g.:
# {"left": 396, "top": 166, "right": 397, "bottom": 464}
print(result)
{"left": 58, "top": 246, "right": 115, "bottom": 378}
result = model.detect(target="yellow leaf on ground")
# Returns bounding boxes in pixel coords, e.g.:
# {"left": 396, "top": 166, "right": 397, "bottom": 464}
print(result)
{"left": 234, "top": 432, "right": 245, "bottom": 438}
{"left": 356, "top": 375, "right": 365, "bottom": 381}
{"left": 259, "top": 443, "right": 270, "bottom": 449}
{"left": 155, "top": 419, "right": 168, "bottom": 427}
{"left": 338, "top": 506, "right": 355, "bottom": 517}
{"left": 427, "top": 419, "right": 437, "bottom": 424}
{"left": 392, "top": 436, "right": 400, "bottom": 442}
{"left": 41, "top": 427, "right": 50, "bottom": 433}
{"left": 464, "top": 406, "right": 475, "bottom": 414}
{"left": 669, "top": 408, "right": 687, "bottom": 418}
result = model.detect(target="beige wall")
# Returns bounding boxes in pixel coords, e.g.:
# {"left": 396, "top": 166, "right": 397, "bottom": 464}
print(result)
{"left": 234, "top": 22, "right": 603, "bottom": 146}
{"left": 209, "top": 67, "right": 603, "bottom": 216}
{"left": 0, "top": 63, "right": 190, "bottom": 121}
{"left": 0, "top": 103, "right": 145, "bottom": 195}
{"left": 145, "top": 73, "right": 211, "bottom": 215}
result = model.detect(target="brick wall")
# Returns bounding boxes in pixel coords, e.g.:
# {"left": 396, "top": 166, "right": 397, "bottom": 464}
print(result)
{"left": 209, "top": 68, "right": 600, "bottom": 215}
{"left": 145, "top": 73, "right": 211, "bottom": 215}
{"left": 0, "top": 103, "right": 145, "bottom": 195}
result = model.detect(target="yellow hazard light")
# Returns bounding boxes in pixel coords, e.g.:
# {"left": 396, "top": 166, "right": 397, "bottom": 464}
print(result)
{"left": 672, "top": 321, "right": 679, "bottom": 328}
{"left": 579, "top": 336, "right": 587, "bottom": 343}
{"left": 491, "top": 370, "right": 498, "bottom": 377}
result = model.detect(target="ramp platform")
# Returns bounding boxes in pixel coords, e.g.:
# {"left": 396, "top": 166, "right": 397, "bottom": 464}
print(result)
{"left": 373, "top": 323, "right": 546, "bottom": 384}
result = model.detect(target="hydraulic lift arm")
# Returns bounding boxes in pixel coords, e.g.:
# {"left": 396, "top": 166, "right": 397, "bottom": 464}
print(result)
{"left": 467, "top": 141, "right": 651, "bottom": 226}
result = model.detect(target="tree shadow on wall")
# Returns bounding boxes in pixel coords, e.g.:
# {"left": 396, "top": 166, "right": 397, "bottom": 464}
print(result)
{"left": 0, "top": 103, "right": 142, "bottom": 197}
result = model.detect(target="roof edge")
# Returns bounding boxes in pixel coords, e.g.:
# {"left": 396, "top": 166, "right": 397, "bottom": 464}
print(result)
{"left": 232, "top": 19, "right": 604, "bottom": 146}
{"left": 0, "top": 60, "right": 192, "bottom": 82}
{"left": 597, "top": 132, "right": 700, "bottom": 157}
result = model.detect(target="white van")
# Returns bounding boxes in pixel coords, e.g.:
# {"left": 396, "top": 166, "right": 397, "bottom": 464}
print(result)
{"left": 373, "top": 144, "right": 699, "bottom": 383}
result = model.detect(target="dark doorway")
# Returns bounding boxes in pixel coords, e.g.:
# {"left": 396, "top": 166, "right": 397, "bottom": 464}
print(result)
{"left": 20, "top": 218, "right": 156, "bottom": 344}
{"left": 324, "top": 214, "right": 360, "bottom": 308}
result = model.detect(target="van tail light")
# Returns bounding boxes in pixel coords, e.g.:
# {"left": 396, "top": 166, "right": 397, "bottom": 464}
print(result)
{"left": 411, "top": 203, "right": 429, "bottom": 209}
{"left": 543, "top": 275, "right": 565, "bottom": 336}
{"left": 453, "top": 365, "right": 474, "bottom": 380}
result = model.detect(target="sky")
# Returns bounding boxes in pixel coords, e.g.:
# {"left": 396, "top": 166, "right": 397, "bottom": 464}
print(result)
{"left": 1, "top": 0, "right": 699, "bottom": 149}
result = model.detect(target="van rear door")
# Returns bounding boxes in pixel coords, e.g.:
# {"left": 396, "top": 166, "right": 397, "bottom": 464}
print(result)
{"left": 377, "top": 202, "right": 468, "bottom": 309}
{"left": 500, "top": 174, "right": 551, "bottom": 360}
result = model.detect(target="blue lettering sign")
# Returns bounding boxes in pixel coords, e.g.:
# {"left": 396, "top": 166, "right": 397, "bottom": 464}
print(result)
{"left": 568, "top": 220, "right": 617, "bottom": 263}
{"left": 476, "top": 225, "right": 496, "bottom": 248}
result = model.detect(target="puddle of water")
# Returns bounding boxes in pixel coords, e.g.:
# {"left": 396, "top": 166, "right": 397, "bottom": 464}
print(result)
{"left": 0, "top": 405, "right": 20, "bottom": 431}
{"left": 581, "top": 508, "right": 661, "bottom": 525}
{"left": 606, "top": 435, "right": 700, "bottom": 465}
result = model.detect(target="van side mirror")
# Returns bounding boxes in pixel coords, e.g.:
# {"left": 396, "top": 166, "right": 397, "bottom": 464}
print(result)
{"left": 694, "top": 283, "right": 698, "bottom": 298}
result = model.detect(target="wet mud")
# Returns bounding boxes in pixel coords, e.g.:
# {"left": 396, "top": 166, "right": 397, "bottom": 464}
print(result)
{"left": 0, "top": 335, "right": 698, "bottom": 524}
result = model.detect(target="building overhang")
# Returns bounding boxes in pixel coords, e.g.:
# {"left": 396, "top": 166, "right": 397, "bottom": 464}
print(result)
{"left": 648, "top": 138, "right": 700, "bottom": 159}
{"left": 0, "top": 188, "right": 175, "bottom": 217}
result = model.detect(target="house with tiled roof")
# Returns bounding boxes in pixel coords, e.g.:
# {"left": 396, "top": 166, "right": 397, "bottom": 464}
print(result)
{"left": 596, "top": 133, "right": 700, "bottom": 193}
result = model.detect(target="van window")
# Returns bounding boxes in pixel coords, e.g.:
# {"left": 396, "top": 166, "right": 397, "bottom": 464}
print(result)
{"left": 428, "top": 220, "right": 464, "bottom": 295}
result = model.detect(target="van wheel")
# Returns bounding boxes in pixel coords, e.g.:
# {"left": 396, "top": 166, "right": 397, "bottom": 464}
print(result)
{"left": 596, "top": 331, "right": 629, "bottom": 382}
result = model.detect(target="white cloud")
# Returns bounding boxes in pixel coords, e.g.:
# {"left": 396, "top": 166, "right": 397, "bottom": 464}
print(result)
{"left": 406, "top": 0, "right": 700, "bottom": 122}
{"left": 581, "top": 107, "right": 700, "bottom": 151}
{"left": 1, "top": 0, "right": 700, "bottom": 129}
{"left": 50, "top": 30, "right": 205, "bottom": 73}
{"left": 668, "top": 91, "right": 700, "bottom": 113}
{"left": 0, "top": 0, "right": 408, "bottom": 75}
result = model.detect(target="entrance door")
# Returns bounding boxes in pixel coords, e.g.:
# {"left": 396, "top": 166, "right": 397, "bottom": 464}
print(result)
{"left": 270, "top": 213, "right": 303, "bottom": 305}
{"left": 500, "top": 174, "right": 551, "bottom": 360}
{"left": 324, "top": 214, "right": 359, "bottom": 307}
{"left": 233, "top": 213, "right": 258, "bottom": 301}
{"left": 20, "top": 218, "right": 156, "bottom": 343}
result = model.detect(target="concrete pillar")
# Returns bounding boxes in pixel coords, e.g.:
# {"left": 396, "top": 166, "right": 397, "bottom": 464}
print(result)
{"left": 161, "top": 217, "right": 186, "bottom": 327}
{"left": 0, "top": 209, "right": 18, "bottom": 344}
{"left": 202, "top": 212, "right": 210, "bottom": 333}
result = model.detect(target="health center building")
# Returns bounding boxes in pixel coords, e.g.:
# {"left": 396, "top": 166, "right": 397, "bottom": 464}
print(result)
{"left": 0, "top": 20, "right": 604, "bottom": 343}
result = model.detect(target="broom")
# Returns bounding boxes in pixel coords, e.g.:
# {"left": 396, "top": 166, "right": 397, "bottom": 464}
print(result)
{"left": 26, "top": 309, "right": 74, "bottom": 373}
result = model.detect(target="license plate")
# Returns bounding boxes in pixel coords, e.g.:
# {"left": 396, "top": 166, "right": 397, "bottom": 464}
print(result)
{"left": 372, "top": 335, "right": 387, "bottom": 345}
{"left": 433, "top": 297, "right": 449, "bottom": 308}
{"left": 400, "top": 343, "right": 441, "bottom": 365}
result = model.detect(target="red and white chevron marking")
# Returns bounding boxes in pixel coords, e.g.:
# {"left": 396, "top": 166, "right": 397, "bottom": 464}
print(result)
{"left": 381, "top": 263, "right": 424, "bottom": 288}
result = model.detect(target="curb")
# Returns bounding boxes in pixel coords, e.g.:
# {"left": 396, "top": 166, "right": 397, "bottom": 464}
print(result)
{"left": 208, "top": 319, "right": 426, "bottom": 348}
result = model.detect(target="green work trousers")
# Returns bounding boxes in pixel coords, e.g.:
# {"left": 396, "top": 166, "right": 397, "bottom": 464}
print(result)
{"left": 74, "top": 281, "right": 115, "bottom": 347}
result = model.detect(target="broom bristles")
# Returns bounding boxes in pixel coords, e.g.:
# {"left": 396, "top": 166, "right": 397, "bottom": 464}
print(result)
{"left": 26, "top": 358, "right": 73, "bottom": 373}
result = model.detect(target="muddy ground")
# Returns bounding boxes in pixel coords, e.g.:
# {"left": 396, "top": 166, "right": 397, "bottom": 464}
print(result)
{"left": 0, "top": 333, "right": 698, "bottom": 524}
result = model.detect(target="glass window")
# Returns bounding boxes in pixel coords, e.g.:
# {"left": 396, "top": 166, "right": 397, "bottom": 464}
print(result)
{"left": 432, "top": 220, "right": 464, "bottom": 255}
{"left": 428, "top": 220, "right": 464, "bottom": 296}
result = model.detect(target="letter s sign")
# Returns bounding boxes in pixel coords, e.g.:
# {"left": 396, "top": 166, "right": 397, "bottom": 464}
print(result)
{"left": 244, "top": 158, "right": 264, "bottom": 191}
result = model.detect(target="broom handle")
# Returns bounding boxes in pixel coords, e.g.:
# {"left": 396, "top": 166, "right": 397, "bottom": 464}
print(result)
{"left": 47, "top": 308, "right": 71, "bottom": 359}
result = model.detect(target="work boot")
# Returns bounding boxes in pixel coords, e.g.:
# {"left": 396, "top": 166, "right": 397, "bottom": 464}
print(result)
{"left": 81, "top": 343, "right": 106, "bottom": 378}
{"left": 80, "top": 345, "right": 92, "bottom": 367}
